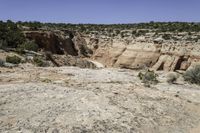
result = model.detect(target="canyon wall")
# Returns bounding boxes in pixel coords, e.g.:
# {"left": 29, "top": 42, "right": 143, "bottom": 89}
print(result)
{"left": 23, "top": 29, "right": 200, "bottom": 71}
{"left": 90, "top": 36, "right": 200, "bottom": 71}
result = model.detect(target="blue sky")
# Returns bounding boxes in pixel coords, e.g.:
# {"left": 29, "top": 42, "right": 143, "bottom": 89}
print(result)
{"left": 0, "top": 0, "right": 200, "bottom": 24}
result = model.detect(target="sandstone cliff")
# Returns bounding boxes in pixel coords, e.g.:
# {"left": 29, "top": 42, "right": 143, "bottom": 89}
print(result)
{"left": 22, "top": 29, "right": 200, "bottom": 71}
{"left": 90, "top": 36, "right": 200, "bottom": 71}
{"left": 23, "top": 30, "right": 96, "bottom": 68}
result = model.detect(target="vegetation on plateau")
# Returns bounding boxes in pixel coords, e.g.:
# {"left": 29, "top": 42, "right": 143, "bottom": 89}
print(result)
{"left": 1, "top": 20, "right": 200, "bottom": 50}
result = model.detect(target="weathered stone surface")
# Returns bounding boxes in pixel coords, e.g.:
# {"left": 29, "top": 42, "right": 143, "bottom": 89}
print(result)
{"left": 24, "top": 31, "right": 67, "bottom": 54}
{"left": 93, "top": 40, "right": 127, "bottom": 67}
{"left": 72, "top": 33, "right": 93, "bottom": 57}
{"left": 0, "top": 66, "right": 200, "bottom": 133}
{"left": 114, "top": 43, "right": 160, "bottom": 69}
{"left": 21, "top": 29, "right": 200, "bottom": 71}
{"left": 52, "top": 55, "right": 97, "bottom": 69}
{"left": 24, "top": 30, "right": 92, "bottom": 57}
{"left": 92, "top": 37, "right": 200, "bottom": 71}
{"left": 22, "top": 30, "right": 97, "bottom": 68}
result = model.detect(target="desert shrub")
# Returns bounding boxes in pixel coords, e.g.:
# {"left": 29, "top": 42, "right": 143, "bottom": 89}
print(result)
{"left": 183, "top": 65, "right": 200, "bottom": 85}
{"left": 162, "top": 34, "right": 171, "bottom": 40}
{"left": 33, "top": 56, "right": 46, "bottom": 67}
{"left": 135, "top": 30, "right": 147, "bottom": 37}
{"left": 115, "top": 30, "right": 120, "bottom": 35}
{"left": 41, "top": 78, "right": 52, "bottom": 83}
{"left": 120, "top": 32, "right": 124, "bottom": 38}
{"left": 6, "top": 55, "right": 21, "bottom": 64}
{"left": 0, "top": 40, "right": 8, "bottom": 49}
{"left": 167, "top": 72, "right": 179, "bottom": 84}
{"left": 138, "top": 70, "right": 158, "bottom": 87}
{"left": 18, "top": 40, "right": 39, "bottom": 52}
{"left": 0, "top": 20, "right": 25, "bottom": 48}
{"left": 132, "top": 30, "right": 137, "bottom": 35}
{"left": 0, "top": 59, "right": 4, "bottom": 66}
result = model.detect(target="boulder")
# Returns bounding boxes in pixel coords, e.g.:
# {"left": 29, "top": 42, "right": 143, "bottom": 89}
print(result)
{"left": 115, "top": 43, "right": 160, "bottom": 69}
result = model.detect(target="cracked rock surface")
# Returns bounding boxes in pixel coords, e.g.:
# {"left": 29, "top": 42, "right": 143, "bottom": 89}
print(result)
{"left": 0, "top": 66, "right": 200, "bottom": 133}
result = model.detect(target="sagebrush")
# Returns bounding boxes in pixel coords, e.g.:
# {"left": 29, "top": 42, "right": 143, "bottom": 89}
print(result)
{"left": 183, "top": 65, "right": 200, "bottom": 85}
{"left": 6, "top": 55, "right": 21, "bottom": 64}
{"left": 138, "top": 70, "right": 158, "bottom": 87}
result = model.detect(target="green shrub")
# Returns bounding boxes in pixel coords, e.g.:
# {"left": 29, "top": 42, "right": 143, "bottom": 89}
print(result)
{"left": 41, "top": 78, "right": 52, "bottom": 83}
{"left": 0, "top": 20, "right": 25, "bottom": 48}
{"left": 0, "top": 40, "right": 8, "bottom": 49}
{"left": 183, "top": 65, "right": 200, "bottom": 85}
{"left": 162, "top": 34, "right": 171, "bottom": 40}
{"left": 115, "top": 30, "right": 120, "bottom": 35}
{"left": 33, "top": 56, "right": 45, "bottom": 67}
{"left": 138, "top": 70, "right": 158, "bottom": 87}
{"left": 6, "top": 55, "right": 21, "bottom": 64}
{"left": 18, "top": 41, "right": 39, "bottom": 52}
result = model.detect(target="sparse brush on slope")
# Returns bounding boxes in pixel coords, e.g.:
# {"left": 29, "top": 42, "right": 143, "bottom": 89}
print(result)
{"left": 33, "top": 56, "right": 46, "bottom": 67}
{"left": 18, "top": 40, "right": 39, "bottom": 52}
{"left": 138, "top": 70, "right": 158, "bottom": 87}
{"left": 183, "top": 65, "right": 200, "bottom": 85}
{"left": 6, "top": 55, "right": 21, "bottom": 64}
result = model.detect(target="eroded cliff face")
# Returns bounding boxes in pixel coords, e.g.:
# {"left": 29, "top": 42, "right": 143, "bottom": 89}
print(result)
{"left": 22, "top": 29, "right": 200, "bottom": 71}
{"left": 24, "top": 30, "right": 92, "bottom": 57}
{"left": 22, "top": 30, "right": 96, "bottom": 68}
{"left": 89, "top": 36, "right": 200, "bottom": 71}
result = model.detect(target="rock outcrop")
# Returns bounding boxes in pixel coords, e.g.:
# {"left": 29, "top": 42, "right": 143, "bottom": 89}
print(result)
{"left": 24, "top": 30, "right": 92, "bottom": 57}
{"left": 24, "top": 31, "right": 72, "bottom": 55}
{"left": 22, "top": 29, "right": 200, "bottom": 71}
{"left": 51, "top": 55, "right": 97, "bottom": 69}
{"left": 23, "top": 30, "right": 97, "bottom": 68}
{"left": 91, "top": 36, "right": 200, "bottom": 71}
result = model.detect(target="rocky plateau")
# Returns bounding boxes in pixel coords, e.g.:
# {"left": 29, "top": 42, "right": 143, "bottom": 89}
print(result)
{"left": 0, "top": 25, "right": 200, "bottom": 133}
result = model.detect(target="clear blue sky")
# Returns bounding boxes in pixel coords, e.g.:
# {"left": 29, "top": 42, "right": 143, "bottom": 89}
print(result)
{"left": 0, "top": 0, "right": 200, "bottom": 24}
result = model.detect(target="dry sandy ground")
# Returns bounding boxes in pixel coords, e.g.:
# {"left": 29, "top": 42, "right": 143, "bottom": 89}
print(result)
{"left": 0, "top": 65, "right": 200, "bottom": 133}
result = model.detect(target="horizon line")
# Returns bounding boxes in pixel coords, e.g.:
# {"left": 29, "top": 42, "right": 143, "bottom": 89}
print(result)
{"left": 1, "top": 19, "right": 200, "bottom": 25}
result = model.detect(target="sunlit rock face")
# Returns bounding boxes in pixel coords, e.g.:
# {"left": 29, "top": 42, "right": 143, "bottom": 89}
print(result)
{"left": 90, "top": 36, "right": 200, "bottom": 71}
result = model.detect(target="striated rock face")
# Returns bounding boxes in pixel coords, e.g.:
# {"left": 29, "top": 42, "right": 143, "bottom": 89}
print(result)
{"left": 23, "top": 30, "right": 97, "bottom": 68}
{"left": 114, "top": 43, "right": 161, "bottom": 69}
{"left": 22, "top": 29, "right": 200, "bottom": 71}
{"left": 24, "top": 31, "right": 74, "bottom": 55}
{"left": 91, "top": 37, "right": 200, "bottom": 71}
{"left": 152, "top": 43, "right": 200, "bottom": 71}
{"left": 72, "top": 33, "right": 93, "bottom": 57}
{"left": 24, "top": 30, "right": 92, "bottom": 57}
{"left": 92, "top": 42, "right": 161, "bottom": 69}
